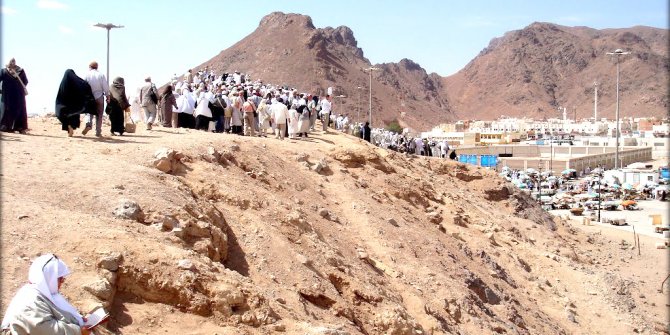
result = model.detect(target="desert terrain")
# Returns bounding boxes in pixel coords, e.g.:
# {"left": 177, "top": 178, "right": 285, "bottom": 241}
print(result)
{"left": 1, "top": 118, "right": 668, "bottom": 334}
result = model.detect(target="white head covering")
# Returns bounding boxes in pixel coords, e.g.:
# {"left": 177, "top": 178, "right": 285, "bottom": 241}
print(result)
{"left": 1, "top": 254, "right": 84, "bottom": 328}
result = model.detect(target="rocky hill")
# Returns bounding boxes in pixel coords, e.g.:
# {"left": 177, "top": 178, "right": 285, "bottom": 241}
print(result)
{"left": 187, "top": 13, "right": 667, "bottom": 130}
{"left": 1, "top": 119, "right": 667, "bottom": 334}
{"left": 195, "top": 12, "right": 453, "bottom": 131}
{"left": 442, "top": 22, "right": 669, "bottom": 121}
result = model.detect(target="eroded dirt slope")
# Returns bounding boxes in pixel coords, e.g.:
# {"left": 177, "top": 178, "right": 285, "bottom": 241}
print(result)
{"left": 1, "top": 118, "right": 668, "bottom": 334}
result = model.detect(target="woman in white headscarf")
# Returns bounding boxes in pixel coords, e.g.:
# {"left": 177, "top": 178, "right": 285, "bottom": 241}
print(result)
{"left": 176, "top": 86, "right": 196, "bottom": 129}
{"left": 287, "top": 102, "right": 299, "bottom": 139}
{"left": 1, "top": 254, "right": 90, "bottom": 335}
{"left": 193, "top": 85, "right": 214, "bottom": 131}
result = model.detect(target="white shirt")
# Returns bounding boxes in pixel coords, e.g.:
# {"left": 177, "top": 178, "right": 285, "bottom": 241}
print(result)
{"left": 85, "top": 69, "right": 109, "bottom": 100}
{"left": 271, "top": 103, "right": 288, "bottom": 124}
{"left": 320, "top": 99, "right": 332, "bottom": 114}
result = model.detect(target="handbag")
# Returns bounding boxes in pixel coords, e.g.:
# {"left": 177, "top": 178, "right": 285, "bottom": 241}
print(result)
{"left": 11, "top": 71, "right": 28, "bottom": 96}
{"left": 124, "top": 111, "right": 136, "bottom": 133}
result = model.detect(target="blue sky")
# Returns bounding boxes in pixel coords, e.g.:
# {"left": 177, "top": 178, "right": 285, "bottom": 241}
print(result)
{"left": 1, "top": 0, "right": 667, "bottom": 115}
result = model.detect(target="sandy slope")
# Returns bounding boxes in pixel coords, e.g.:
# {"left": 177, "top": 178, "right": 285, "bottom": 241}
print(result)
{"left": 1, "top": 117, "right": 668, "bottom": 334}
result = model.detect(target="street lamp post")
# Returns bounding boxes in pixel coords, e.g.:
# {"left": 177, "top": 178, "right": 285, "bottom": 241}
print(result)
{"left": 606, "top": 49, "right": 630, "bottom": 169}
{"left": 357, "top": 86, "right": 363, "bottom": 124}
{"left": 94, "top": 23, "right": 124, "bottom": 83}
{"left": 597, "top": 171, "right": 602, "bottom": 223}
{"left": 364, "top": 67, "right": 379, "bottom": 127}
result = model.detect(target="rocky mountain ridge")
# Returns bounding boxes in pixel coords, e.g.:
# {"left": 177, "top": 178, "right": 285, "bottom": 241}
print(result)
{"left": 190, "top": 12, "right": 667, "bottom": 130}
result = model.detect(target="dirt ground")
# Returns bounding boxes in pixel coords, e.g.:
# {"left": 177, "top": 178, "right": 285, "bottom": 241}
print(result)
{"left": 1, "top": 117, "right": 668, "bottom": 334}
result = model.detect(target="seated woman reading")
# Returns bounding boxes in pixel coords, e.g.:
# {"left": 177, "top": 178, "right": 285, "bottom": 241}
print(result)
{"left": 1, "top": 254, "right": 91, "bottom": 335}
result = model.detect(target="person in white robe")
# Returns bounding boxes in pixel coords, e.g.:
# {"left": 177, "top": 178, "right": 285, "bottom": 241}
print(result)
{"left": 257, "top": 98, "right": 271, "bottom": 137}
{"left": 287, "top": 104, "right": 299, "bottom": 139}
{"left": 194, "top": 88, "right": 214, "bottom": 131}
{"left": 271, "top": 98, "right": 288, "bottom": 140}
{"left": 415, "top": 137, "right": 424, "bottom": 155}
{"left": 1, "top": 254, "right": 90, "bottom": 335}
{"left": 230, "top": 91, "right": 243, "bottom": 134}
{"left": 176, "top": 87, "right": 196, "bottom": 128}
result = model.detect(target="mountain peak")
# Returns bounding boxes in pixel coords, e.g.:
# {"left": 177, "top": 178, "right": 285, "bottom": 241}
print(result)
{"left": 259, "top": 12, "right": 315, "bottom": 30}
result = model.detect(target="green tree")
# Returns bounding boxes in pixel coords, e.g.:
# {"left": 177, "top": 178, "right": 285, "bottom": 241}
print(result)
{"left": 386, "top": 120, "right": 403, "bottom": 134}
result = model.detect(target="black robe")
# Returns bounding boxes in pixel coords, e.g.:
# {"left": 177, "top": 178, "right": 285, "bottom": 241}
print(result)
{"left": 55, "top": 69, "right": 97, "bottom": 131}
{"left": 107, "top": 77, "right": 130, "bottom": 135}
{"left": 363, "top": 124, "right": 371, "bottom": 142}
{"left": 0, "top": 67, "right": 28, "bottom": 132}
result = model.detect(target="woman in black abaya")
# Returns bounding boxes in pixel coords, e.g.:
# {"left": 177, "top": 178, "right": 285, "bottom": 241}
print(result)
{"left": 0, "top": 58, "right": 29, "bottom": 133}
{"left": 107, "top": 77, "right": 130, "bottom": 135}
{"left": 55, "top": 69, "right": 96, "bottom": 136}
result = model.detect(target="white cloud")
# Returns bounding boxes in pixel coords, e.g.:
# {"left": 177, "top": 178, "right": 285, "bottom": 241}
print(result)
{"left": 37, "top": 0, "right": 68, "bottom": 10}
{"left": 2, "top": 6, "right": 18, "bottom": 14}
{"left": 58, "top": 25, "right": 74, "bottom": 34}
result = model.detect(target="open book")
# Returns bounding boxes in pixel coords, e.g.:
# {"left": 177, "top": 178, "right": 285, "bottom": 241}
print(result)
{"left": 83, "top": 307, "right": 110, "bottom": 329}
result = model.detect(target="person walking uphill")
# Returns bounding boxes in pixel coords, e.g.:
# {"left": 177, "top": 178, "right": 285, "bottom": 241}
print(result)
{"left": 1, "top": 254, "right": 92, "bottom": 335}
{"left": 320, "top": 95, "right": 332, "bottom": 132}
{"left": 107, "top": 77, "right": 131, "bottom": 136}
{"left": 0, "top": 58, "right": 29, "bottom": 134}
{"left": 83, "top": 61, "right": 109, "bottom": 137}
{"left": 55, "top": 69, "right": 97, "bottom": 137}
{"left": 139, "top": 76, "right": 158, "bottom": 130}
{"left": 159, "top": 85, "right": 178, "bottom": 128}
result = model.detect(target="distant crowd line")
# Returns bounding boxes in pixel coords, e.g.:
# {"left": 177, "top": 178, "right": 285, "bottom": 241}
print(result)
{"left": 53, "top": 64, "right": 377, "bottom": 141}
{"left": 1, "top": 59, "right": 458, "bottom": 160}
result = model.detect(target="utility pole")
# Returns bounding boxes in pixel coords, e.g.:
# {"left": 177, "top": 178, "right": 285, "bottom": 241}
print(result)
{"left": 594, "top": 81, "right": 598, "bottom": 120}
{"left": 606, "top": 49, "right": 631, "bottom": 170}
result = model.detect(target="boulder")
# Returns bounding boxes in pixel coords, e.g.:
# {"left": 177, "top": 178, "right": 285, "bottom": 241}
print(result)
{"left": 177, "top": 259, "right": 196, "bottom": 271}
{"left": 112, "top": 199, "right": 145, "bottom": 222}
{"left": 312, "top": 159, "right": 328, "bottom": 174}
{"left": 83, "top": 279, "right": 114, "bottom": 301}
{"left": 97, "top": 252, "right": 123, "bottom": 272}
{"left": 153, "top": 158, "right": 172, "bottom": 173}
{"left": 295, "top": 153, "right": 309, "bottom": 162}
{"left": 160, "top": 215, "right": 180, "bottom": 231}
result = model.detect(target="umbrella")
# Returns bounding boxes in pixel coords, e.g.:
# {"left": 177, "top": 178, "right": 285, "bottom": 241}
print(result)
{"left": 554, "top": 193, "right": 572, "bottom": 199}
{"left": 655, "top": 185, "right": 669, "bottom": 192}
{"left": 562, "top": 168, "right": 577, "bottom": 174}
{"left": 526, "top": 168, "right": 537, "bottom": 174}
{"left": 622, "top": 183, "right": 634, "bottom": 190}
{"left": 546, "top": 176, "right": 557, "bottom": 180}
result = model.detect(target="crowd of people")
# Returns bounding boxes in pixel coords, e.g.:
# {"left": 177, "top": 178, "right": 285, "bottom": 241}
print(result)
{"left": 51, "top": 65, "right": 354, "bottom": 141}
{"left": 3, "top": 61, "right": 460, "bottom": 162}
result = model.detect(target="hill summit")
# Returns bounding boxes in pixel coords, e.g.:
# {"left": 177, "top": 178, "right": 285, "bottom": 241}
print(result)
{"left": 196, "top": 12, "right": 453, "bottom": 131}
{"left": 188, "top": 13, "right": 667, "bottom": 130}
{"left": 443, "top": 22, "right": 669, "bottom": 121}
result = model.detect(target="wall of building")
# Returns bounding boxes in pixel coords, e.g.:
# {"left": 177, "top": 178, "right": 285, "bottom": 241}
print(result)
{"left": 635, "top": 137, "right": 669, "bottom": 159}
{"left": 457, "top": 145, "right": 652, "bottom": 173}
